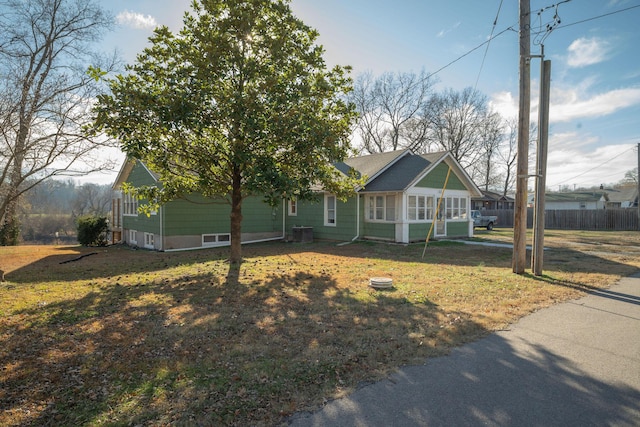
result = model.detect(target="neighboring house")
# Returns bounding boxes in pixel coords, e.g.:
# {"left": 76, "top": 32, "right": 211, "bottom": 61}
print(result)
{"left": 603, "top": 186, "right": 639, "bottom": 209}
{"left": 528, "top": 187, "right": 639, "bottom": 211}
{"left": 536, "top": 191, "right": 606, "bottom": 210}
{"left": 471, "top": 190, "right": 515, "bottom": 210}
{"left": 111, "top": 149, "right": 482, "bottom": 250}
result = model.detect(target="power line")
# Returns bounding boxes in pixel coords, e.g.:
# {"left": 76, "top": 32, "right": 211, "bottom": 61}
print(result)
{"left": 474, "top": 0, "right": 504, "bottom": 91}
{"left": 548, "top": 146, "right": 636, "bottom": 187}
{"left": 555, "top": 3, "right": 640, "bottom": 30}
{"left": 428, "top": 26, "right": 515, "bottom": 81}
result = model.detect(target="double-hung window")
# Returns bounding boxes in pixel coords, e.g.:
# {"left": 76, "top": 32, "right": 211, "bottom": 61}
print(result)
{"left": 445, "top": 197, "right": 468, "bottom": 219}
{"left": 367, "top": 195, "right": 396, "bottom": 221}
{"left": 123, "top": 192, "right": 138, "bottom": 216}
{"left": 325, "top": 194, "right": 336, "bottom": 226}
{"left": 407, "top": 195, "right": 434, "bottom": 221}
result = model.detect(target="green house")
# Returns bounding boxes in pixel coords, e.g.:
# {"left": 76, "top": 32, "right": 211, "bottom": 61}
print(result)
{"left": 286, "top": 149, "right": 481, "bottom": 244}
{"left": 111, "top": 149, "right": 481, "bottom": 250}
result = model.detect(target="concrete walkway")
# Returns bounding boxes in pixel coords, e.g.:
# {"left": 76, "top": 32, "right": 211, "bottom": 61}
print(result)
{"left": 288, "top": 274, "right": 640, "bottom": 426}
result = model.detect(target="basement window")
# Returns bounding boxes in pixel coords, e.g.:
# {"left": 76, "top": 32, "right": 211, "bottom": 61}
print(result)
{"left": 202, "top": 233, "right": 231, "bottom": 246}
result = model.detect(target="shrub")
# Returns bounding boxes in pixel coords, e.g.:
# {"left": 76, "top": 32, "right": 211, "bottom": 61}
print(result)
{"left": 76, "top": 215, "right": 108, "bottom": 246}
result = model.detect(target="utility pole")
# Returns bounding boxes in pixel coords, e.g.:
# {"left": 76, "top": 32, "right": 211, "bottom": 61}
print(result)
{"left": 513, "top": 0, "right": 531, "bottom": 274}
{"left": 532, "top": 56, "right": 551, "bottom": 276}
{"left": 637, "top": 142, "right": 640, "bottom": 230}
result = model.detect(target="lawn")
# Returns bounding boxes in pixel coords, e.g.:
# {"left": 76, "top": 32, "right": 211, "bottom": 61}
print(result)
{"left": 1, "top": 230, "right": 639, "bottom": 426}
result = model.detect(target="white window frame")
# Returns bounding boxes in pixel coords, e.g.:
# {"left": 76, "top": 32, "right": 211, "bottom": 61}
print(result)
{"left": 123, "top": 192, "right": 138, "bottom": 216}
{"left": 367, "top": 194, "right": 397, "bottom": 222}
{"left": 445, "top": 196, "right": 468, "bottom": 220}
{"left": 129, "top": 229, "right": 137, "bottom": 245}
{"left": 144, "top": 232, "right": 155, "bottom": 249}
{"left": 406, "top": 195, "right": 435, "bottom": 222}
{"left": 288, "top": 199, "right": 297, "bottom": 216}
{"left": 324, "top": 194, "right": 336, "bottom": 226}
{"left": 202, "top": 233, "right": 231, "bottom": 247}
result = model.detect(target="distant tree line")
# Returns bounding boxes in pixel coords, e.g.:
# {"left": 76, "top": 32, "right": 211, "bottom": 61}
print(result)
{"left": 18, "top": 179, "right": 111, "bottom": 244}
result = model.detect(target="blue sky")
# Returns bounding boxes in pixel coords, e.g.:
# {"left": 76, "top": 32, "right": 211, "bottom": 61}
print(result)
{"left": 95, "top": 0, "right": 640, "bottom": 190}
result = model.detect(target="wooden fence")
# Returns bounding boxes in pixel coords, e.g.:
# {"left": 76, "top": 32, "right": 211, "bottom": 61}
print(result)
{"left": 483, "top": 208, "right": 639, "bottom": 231}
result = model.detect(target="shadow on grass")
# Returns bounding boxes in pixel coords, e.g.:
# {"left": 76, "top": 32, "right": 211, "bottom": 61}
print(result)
{"left": 0, "top": 258, "right": 481, "bottom": 426}
{"left": 1, "top": 240, "right": 638, "bottom": 425}
{"left": 4, "top": 237, "right": 637, "bottom": 287}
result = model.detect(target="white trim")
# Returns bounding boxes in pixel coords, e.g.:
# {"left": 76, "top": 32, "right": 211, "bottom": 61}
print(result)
{"left": 123, "top": 192, "right": 138, "bottom": 216}
{"left": 144, "top": 232, "right": 155, "bottom": 249}
{"left": 324, "top": 194, "right": 336, "bottom": 226}
{"left": 129, "top": 229, "right": 137, "bottom": 245}
{"left": 164, "top": 235, "right": 282, "bottom": 252}
{"left": 288, "top": 199, "right": 297, "bottom": 216}
{"left": 365, "top": 193, "right": 398, "bottom": 222}
{"left": 202, "top": 233, "right": 231, "bottom": 247}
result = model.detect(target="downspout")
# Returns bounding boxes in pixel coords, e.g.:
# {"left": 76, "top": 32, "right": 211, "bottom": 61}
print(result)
{"left": 338, "top": 193, "right": 360, "bottom": 246}
{"left": 352, "top": 193, "right": 360, "bottom": 241}
{"left": 160, "top": 204, "right": 164, "bottom": 251}
{"left": 281, "top": 198, "right": 286, "bottom": 240}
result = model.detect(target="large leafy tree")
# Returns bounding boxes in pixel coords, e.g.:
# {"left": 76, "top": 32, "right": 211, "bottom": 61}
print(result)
{"left": 92, "top": 0, "right": 359, "bottom": 263}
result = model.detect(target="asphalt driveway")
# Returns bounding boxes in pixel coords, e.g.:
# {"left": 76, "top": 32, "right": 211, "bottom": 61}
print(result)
{"left": 288, "top": 273, "right": 640, "bottom": 426}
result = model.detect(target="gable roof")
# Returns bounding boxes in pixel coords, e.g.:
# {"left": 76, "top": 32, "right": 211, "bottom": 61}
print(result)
{"left": 335, "top": 149, "right": 409, "bottom": 184}
{"left": 605, "top": 186, "right": 639, "bottom": 204}
{"left": 337, "top": 150, "right": 481, "bottom": 196}
{"left": 112, "top": 158, "right": 159, "bottom": 190}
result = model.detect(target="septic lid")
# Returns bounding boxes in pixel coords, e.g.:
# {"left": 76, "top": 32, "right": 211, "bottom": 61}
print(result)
{"left": 369, "top": 277, "right": 393, "bottom": 288}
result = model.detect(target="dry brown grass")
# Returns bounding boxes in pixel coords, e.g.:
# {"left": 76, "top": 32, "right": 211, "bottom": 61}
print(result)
{"left": 1, "top": 229, "right": 639, "bottom": 426}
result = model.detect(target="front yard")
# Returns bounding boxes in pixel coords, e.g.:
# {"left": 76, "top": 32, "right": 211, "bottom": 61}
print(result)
{"left": 1, "top": 230, "right": 639, "bottom": 426}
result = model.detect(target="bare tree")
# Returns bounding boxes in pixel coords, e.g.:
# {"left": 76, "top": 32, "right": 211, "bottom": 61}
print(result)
{"left": 423, "top": 87, "right": 490, "bottom": 168}
{"left": 497, "top": 118, "right": 518, "bottom": 196}
{"left": 71, "top": 183, "right": 112, "bottom": 217}
{"left": 350, "top": 70, "right": 436, "bottom": 153}
{"left": 0, "top": 0, "right": 117, "bottom": 244}
{"left": 472, "top": 111, "right": 504, "bottom": 191}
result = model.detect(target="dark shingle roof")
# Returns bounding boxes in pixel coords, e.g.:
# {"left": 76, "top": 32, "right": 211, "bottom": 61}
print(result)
{"left": 360, "top": 151, "right": 449, "bottom": 192}
{"left": 335, "top": 150, "right": 408, "bottom": 182}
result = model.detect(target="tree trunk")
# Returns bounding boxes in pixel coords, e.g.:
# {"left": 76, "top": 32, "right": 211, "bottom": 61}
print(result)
{"left": 0, "top": 197, "right": 20, "bottom": 245}
{"left": 229, "top": 167, "right": 243, "bottom": 264}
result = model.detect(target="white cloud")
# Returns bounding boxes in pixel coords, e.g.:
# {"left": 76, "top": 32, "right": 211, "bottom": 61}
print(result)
{"left": 545, "top": 140, "right": 637, "bottom": 188}
{"left": 550, "top": 87, "right": 640, "bottom": 122}
{"left": 116, "top": 10, "right": 158, "bottom": 30}
{"left": 436, "top": 22, "right": 461, "bottom": 38}
{"left": 489, "top": 91, "right": 518, "bottom": 119}
{"left": 567, "top": 37, "right": 609, "bottom": 68}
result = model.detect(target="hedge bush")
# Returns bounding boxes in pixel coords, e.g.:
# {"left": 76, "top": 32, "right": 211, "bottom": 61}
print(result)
{"left": 76, "top": 215, "right": 108, "bottom": 246}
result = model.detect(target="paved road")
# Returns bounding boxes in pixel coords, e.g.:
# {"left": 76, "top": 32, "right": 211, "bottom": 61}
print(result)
{"left": 288, "top": 274, "right": 640, "bottom": 427}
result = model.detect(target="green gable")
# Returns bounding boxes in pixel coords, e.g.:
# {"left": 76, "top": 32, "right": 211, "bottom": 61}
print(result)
{"left": 415, "top": 163, "right": 467, "bottom": 190}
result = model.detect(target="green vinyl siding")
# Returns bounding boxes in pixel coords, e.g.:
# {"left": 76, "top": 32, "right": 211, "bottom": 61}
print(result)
{"left": 128, "top": 161, "right": 158, "bottom": 187}
{"left": 163, "top": 195, "right": 281, "bottom": 236}
{"left": 123, "top": 211, "right": 160, "bottom": 234}
{"left": 363, "top": 221, "right": 395, "bottom": 240}
{"left": 446, "top": 221, "right": 468, "bottom": 237}
{"left": 288, "top": 194, "right": 360, "bottom": 241}
{"left": 122, "top": 161, "right": 160, "bottom": 234}
{"left": 409, "top": 222, "right": 433, "bottom": 242}
{"left": 415, "top": 163, "right": 466, "bottom": 190}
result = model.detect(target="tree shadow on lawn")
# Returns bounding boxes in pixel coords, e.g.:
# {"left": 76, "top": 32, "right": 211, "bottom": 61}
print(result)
{"left": 3, "top": 239, "right": 637, "bottom": 287}
{"left": 0, "top": 261, "right": 484, "bottom": 426}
